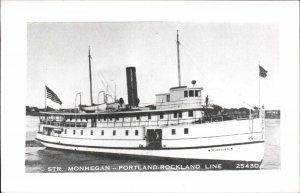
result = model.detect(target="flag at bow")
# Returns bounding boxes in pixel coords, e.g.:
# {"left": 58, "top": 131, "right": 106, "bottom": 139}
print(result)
{"left": 45, "top": 86, "right": 62, "bottom": 105}
{"left": 259, "top": 65, "right": 268, "bottom": 78}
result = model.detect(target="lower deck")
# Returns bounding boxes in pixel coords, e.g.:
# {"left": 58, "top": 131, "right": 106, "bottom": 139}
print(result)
{"left": 38, "top": 118, "right": 264, "bottom": 149}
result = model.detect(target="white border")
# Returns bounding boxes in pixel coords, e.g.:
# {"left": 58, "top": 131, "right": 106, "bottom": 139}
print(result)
{"left": 1, "top": 1, "right": 299, "bottom": 192}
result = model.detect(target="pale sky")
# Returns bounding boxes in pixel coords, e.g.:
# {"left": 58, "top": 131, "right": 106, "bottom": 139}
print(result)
{"left": 27, "top": 22, "right": 279, "bottom": 109}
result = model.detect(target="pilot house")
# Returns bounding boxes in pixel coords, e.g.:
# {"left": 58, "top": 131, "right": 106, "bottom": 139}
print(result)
{"left": 155, "top": 86, "right": 204, "bottom": 110}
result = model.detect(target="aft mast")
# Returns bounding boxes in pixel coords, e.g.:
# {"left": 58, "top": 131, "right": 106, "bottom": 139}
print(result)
{"left": 88, "top": 46, "right": 94, "bottom": 105}
{"left": 176, "top": 30, "right": 182, "bottom": 87}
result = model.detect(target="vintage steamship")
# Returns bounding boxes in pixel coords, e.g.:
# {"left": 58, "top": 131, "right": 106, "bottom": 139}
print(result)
{"left": 36, "top": 31, "right": 265, "bottom": 166}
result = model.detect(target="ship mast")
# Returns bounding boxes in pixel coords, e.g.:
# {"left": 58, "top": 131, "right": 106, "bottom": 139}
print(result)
{"left": 176, "top": 30, "right": 182, "bottom": 87}
{"left": 88, "top": 46, "right": 93, "bottom": 105}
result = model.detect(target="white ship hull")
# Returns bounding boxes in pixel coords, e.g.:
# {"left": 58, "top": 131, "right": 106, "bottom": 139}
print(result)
{"left": 36, "top": 118, "right": 265, "bottom": 163}
{"left": 37, "top": 136, "right": 264, "bottom": 162}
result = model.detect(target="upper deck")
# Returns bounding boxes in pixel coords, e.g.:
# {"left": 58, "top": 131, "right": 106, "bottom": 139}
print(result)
{"left": 39, "top": 106, "right": 218, "bottom": 129}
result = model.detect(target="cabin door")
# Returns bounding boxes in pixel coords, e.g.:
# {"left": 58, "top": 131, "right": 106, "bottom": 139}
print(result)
{"left": 146, "top": 129, "right": 162, "bottom": 149}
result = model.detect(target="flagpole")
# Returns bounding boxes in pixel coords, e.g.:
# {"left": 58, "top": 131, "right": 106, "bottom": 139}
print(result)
{"left": 259, "top": 68, "right": 261, "bottom": 108}
{"left": 45, "top": 86, "right": 47, "bottom": 111}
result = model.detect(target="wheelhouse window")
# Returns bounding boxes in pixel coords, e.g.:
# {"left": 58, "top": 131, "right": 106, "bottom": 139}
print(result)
{"left": 135, "top": 130, "right": 138, "bottom": 136}
{"left": 98, "top": 116, "right": 100, "bottom": 121}
{"left": 179, "top": 111, "right": 182, "bottom": 118}
{"left": 166, "top": 95, "right": 170, "bottom": 102}
{"left": 188, "top": 110, "right": 194, "bottom": 117}
{"left": 195, "top": 90, "right": 200, "bottom": 97}
{"left": 173, "top": 112, "right": 177, "bottom": 118}
{"left": 184, "top": 91, "right": 188, "bottom": 97}
{"left": 184, "top": 128, "right": 189, "bottom": 134}
{"left": 172, "top": 129, "right": 176, "bottom": 135}
{"left": 189, "top": 90, "right": 194, "bottom": 97}
{"left": 125, "top": 130, "right": 129, "bottom": 136}
{"left": 160, "top": 113, "right": 164, "bottom": 119}
{"left": 73, "top": 130, "right": 76, "bottom": 135}
{"left": 116, "top": 117, "right": 119, "bottom": 121}
{"left": 113, "top": 130, "right": 116, "bottom": 136}
{"left": 148, "top": 113, "right": 151, "bottom": 120}
{"left": 110, "top": 117, "right": 113, "bottom": 121}
{"left": 103, "top": 116, "right": 106, "bottom": 121}
{"left": 136, "top": 115, "right": 140, "bottom": 120}
{"left": 101, "top": 130, "right": 104, "bottom": 136}
{"left": 86, "top": 117, "right": 88, "bottom": 121}
{"left": 81, "top": 130, "right": 83, "bottom": 135}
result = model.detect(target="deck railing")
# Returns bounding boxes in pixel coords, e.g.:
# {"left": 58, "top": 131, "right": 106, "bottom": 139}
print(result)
{"left": 40, "top": 113, "right": 259, "bottom": 128}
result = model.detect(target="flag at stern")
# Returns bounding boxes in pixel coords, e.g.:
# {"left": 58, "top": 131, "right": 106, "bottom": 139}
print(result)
{"left": 259, "top": 65, "right": 268, "bottom": 78}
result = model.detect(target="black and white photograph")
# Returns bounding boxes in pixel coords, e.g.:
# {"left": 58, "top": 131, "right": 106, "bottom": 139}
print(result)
{"left": 1, "top": 1, "right": 299, "bottom": 193}
{"left": 26, "top": 22, "right": 280, "bottom": 173}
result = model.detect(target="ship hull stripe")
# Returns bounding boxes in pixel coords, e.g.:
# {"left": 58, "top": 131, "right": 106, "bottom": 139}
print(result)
{"left": 36, "top": 138, "right": 264, "bottom": 150}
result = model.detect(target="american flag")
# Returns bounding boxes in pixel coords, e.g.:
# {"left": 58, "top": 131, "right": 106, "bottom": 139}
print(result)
{"left": 45, "top": 86, "right": 62, "bottom": 105}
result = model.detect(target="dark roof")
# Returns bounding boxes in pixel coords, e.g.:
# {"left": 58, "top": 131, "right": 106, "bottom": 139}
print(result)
{"left": 170, "top": 86, "right": 187, "bottom": 90}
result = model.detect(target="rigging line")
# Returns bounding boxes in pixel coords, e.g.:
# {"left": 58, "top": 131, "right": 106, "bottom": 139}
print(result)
{"left": 96, "top": 72, "right": 114, "bottom": 98}
{"left": 94, "top": 73, "right": 105, "bottom": 90}
{"left": 97, "top": 71, "right": 115, "bottom": 95}
{"left": 96, "top": 72, "right": 109, "bottom": 90}
{"left": 98, "top": 71, "right": 115, "bottom": 95}
{"left": 98, "top": 71, "right": 108, "bottom": 85}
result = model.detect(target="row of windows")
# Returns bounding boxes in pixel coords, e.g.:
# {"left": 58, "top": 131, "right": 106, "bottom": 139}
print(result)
{"left": 67, "top": 129, "right": 139, "bottom": 136}
{"left": 172, "top": 128, "right": 189, "bottom": 135}
{"left": 184, "top": 90, "right": 201, "bottom": 98}
{"left": 65, "top": 128, "right": 188, "bottom": 136}
{"left": 65, "top": 111, "right": 194, "bottom": 122}
{"left": 47, "top": 111, "right": 196, "bottom": 122}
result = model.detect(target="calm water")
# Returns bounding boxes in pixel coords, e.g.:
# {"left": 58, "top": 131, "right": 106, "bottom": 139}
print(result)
{"left": 25, "top": 116, "right": 280, "bottom": 172}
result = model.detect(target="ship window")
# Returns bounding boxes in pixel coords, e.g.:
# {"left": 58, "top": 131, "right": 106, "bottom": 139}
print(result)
{"left": 166, "top": 95, "right": 170, "bottom": 102}
{"left": 70, "top": 116, "right": 73, "bottom": 121}
{"left": 188, "top": 110, "right": 194, "bottom": 117}
{"left": 125, "top": 130, "right": 129, "bottom": 136}
{"left": 113, "top": 130, "right": 116, "bottom": 136}
{"left": 101, "top": 130, "right": 104, "bottom": 136}
{"left": 179, "top": 111, "right": 182, "bottom": 118}
{"left": 148, "top": 113, "right": 151, "bottom": 120}
{"left": 136, "top": 115, "right": 140, "bottom": 120}
{"left": 86, "top": 117, "right": 88, "bottom": 121}
{"left": 195, "top": 90, "right": 200, "bottom": 97}
{"left": 110, "top": 117, "right": 113, "bottom": 121}
{"left": 174, "top": 112, "right": 177, "bottom": 118}
{"left": 81, "top": 130, "right": 83, "bottom": 135}
{"left": 135, "top": 130, "right": 138, "bottom": 136}
{"left": 184, "top": 91, "right": 188, "bottom": 97}
{"left": 91, "top": 130, "right": 93, "bottom": 135}
{"left": 65, "top": 129, "right": 67, "bottom": 134}
{"left": 98, "top": 116, "right": 100, "bottom": 121}
{"left": 184, "top": 128, "right": 189, "bottom": 134}
{"left": 172, "top": 129, "right": 176, "bottom": 135}
{"left": 160, "top": 113, "right": 164, "bottom": 119}
{"left": 73, "top": 130, "right": 76, "bottom": 135}
{"left": 80, "top": 117, "right": 82, "bottom": 121}
{"left": 189, "top": 90, "right": 194, "bottom": 97}
{"left": 116, "top": 117, "right": 119, "bottom": 121}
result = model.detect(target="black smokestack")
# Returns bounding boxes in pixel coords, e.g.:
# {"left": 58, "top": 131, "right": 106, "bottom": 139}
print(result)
{"left": 126, "top": 67, "right": 138, "bottom": 107}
